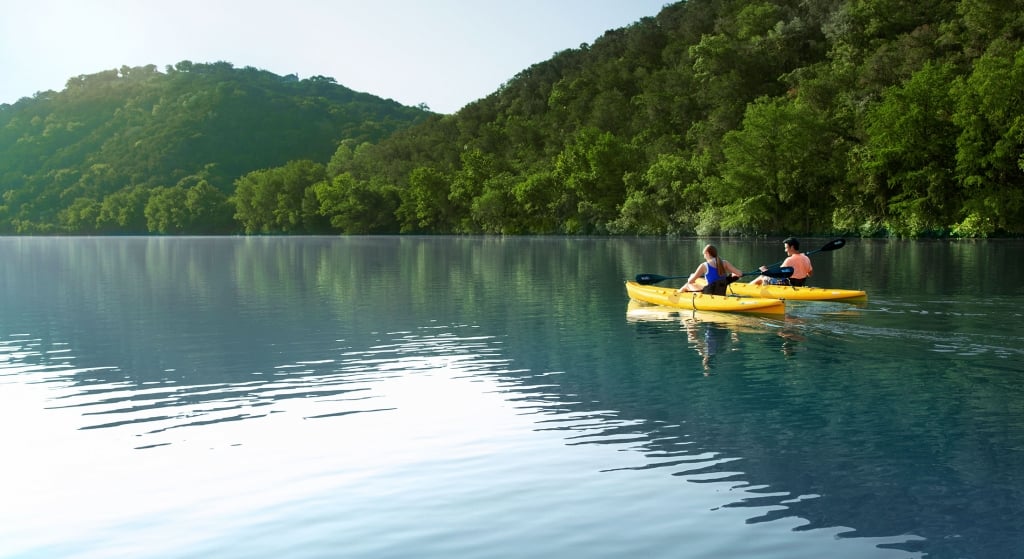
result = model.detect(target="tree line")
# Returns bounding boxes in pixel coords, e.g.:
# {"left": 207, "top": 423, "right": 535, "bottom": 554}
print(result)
{"left": 0, "top": 61, "right": 429, "bottom": 234}
{"left": 3, "top": 0, "right": 1023, "bottom": 237}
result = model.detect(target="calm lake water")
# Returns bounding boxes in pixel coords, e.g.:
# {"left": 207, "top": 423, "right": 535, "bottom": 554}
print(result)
{"left": 2, "top": 236, "right": 1022, "bottom": 559}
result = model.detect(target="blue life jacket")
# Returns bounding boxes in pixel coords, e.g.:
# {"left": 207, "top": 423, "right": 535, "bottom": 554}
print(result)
{"left": 704, "top": 262, "right": 722, "bottom": 284}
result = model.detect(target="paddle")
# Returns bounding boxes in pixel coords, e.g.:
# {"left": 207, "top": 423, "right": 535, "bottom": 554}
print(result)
{"left": 744, "top": 238, "right": 846, "bottom": 275}
{"left": 635, "top": 266, "right": 794, "bottom": 286}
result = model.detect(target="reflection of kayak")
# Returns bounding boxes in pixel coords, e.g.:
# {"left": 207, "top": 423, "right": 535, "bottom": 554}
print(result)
{"left": 696, "top": 279, "right": 868, "bottom": 301}
{"left": 626, "top": 300, "right": 743, "bottom": 324}
{"left": 625, "top": 281, "right": 785, "bottom": 314}
{"left": 625, "top": 301, "right": 776, "bottom": 332}
{"left": 625, "top": 301, "right": 687, "bottom": 323}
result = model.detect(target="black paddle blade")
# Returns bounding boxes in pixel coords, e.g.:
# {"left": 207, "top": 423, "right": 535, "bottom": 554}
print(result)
{"left": 763, "top": 266, "right": 794, "bottom": 278}
{"left": 635, "top": 273, "right": 669, "bottom": 285}
{"left": 818, "top": 238, "right": 846, "bottom": 252}
{"left": 741, "top": 266, "right": 795, "bottom": 278}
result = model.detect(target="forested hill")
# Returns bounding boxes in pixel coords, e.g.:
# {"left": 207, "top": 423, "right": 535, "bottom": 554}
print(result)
{"left": 4, "top": 0, "right": 1024, "bottom": 237}
{"left": 318, "top": 0, "right": 1023, "bottom": 238}
{"left": 0, "top": 61, "right": 430, "bottom": 234}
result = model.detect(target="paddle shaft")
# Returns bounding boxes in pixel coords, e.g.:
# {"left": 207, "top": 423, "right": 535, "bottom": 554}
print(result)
{"left": 633, "top": 239, "right": 845, "bottom": 286}
{"left": 747, "top": 238, "right": 845, "bottom": 275}
{"left": 635, "top": 266, "right": 793, "bottom": 286}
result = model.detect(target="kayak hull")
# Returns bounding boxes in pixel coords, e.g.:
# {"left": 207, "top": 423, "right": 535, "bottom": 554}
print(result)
{"left": 625, "top": 281, "right": 785, "bottom": 314}
{"left": 720, "top": 281, "right": 867, "bottom": 301}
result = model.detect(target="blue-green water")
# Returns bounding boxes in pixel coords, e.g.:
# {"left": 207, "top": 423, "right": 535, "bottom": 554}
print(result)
{"left": 1, "top": 236, "right": 1022, "bottom": 559}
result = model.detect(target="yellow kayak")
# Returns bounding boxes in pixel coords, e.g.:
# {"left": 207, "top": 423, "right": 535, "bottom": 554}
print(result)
{"left": 625, "top": 300, "right": 776, "bottom": 331}
{"left": 625, "top": 281, "right": 785, "bottom": 314}
{"left": 710, "top": 280, "right": 868, "bottom": 302}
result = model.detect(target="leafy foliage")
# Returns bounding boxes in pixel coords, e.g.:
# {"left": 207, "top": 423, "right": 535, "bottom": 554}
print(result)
{"left": 4, "top": 0, "right": 1024, "bottom": 237}
{"left": 311, "top": 0, "right": 1024, "bottom": 238}
{"left": 0, "top": 62, "right": 428, "bottom": 234}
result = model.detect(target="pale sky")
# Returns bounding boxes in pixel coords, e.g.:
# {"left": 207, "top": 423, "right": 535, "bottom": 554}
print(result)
{"left": 0, "top": 0, "right": 668, "bottom": 114}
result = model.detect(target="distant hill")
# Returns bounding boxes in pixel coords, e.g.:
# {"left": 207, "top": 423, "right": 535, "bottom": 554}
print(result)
{"left": 315, "top": 0, "right": 1024, "bottom": 238}
{"left": 0, "top": 61, "right": 430, "bottom": 234}
{"left": 4, "top": 0, "right": 1024, "bottom": 238}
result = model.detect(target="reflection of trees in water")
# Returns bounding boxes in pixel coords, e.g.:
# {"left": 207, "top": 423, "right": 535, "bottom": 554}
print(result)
{"left": 7, "top": 237, "right": 1022, "bottom": 559}
{"left": 610, "top": 305, "right": 1019, "bottom": 557}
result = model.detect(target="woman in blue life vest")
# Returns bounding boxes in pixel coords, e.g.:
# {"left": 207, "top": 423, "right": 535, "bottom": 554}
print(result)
{"left": 677, "top": 244, "right": 743, "bottom": 293}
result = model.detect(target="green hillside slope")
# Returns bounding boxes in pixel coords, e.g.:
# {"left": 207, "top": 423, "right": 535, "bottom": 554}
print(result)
{"left": 4, "top": 0, "right": 1024, "bottom": 237}
{"left": 0, "top": 61, "right": 430, "bottom": 234}
{"left": 320, "top": 0, "right": 1024, "bottom": 237}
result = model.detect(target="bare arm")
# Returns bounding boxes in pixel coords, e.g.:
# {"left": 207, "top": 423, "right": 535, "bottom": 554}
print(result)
{"left": 687, "top": 262, "right": 707, "bottom": 283}
{"left": 678, "top": 262, "right": 709, "bottom": 292}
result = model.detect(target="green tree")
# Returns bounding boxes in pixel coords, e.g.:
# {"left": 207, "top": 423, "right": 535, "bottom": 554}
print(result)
{"left": 717, "top": 96, "right": 840, "bottom": 235}
{"left": 145, "top": 186, "right": 189, "bottom": 233}
{"left": 472, "top": 172, "right": 520, "bottom": 234}
{"left": 610, "top": 152, "right": 703, "bottom": 235}
{"left": 184, "top": 179, "right": 235, "bottom": 234}
{"left": 553, "top": 127, "right": 637, "bottom": 233}
{"left": 58, "top": 197, "right": 101, "bottom": 234}
{"left": 856, "top": 61, "right": 960, "bottom": 236}
{"left": 314, "top": 173, "right": 400, "bottom": 233}
{"left": 952, "top": 38, "right": 1024, "bottom": 235}
{"left": 96, "top": 185, "right": 150, "bottom": 233}
{"left": 397, "top": 166, "right": 455, "bottom": 232}
{"left": 449, "top": 149, "right": 501, "bottom": 233}
{"left": 326, "top": 140, "right": 357, "bottom": 178}
{"left": 232, "top": 160, "right": 327, "bottom": 233}
{"left": 511, "top": 170, "right": 562, "bottom": 234}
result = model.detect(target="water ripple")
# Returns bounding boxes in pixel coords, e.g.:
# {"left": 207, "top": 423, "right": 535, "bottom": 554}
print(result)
{"left": 1, "top": 326, "right": 527, "bottom": 450}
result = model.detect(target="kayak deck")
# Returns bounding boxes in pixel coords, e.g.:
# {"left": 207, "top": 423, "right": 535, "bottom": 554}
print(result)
{"left": 625, "top": 281, "right": 785, "bottom": 314}
{"left": 716, "top": 280, "right": 868, "bottom": 301}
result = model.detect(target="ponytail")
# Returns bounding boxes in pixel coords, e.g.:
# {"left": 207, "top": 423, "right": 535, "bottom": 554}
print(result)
{"left": 704, "top": 244, "right": 722, "bottom": 275}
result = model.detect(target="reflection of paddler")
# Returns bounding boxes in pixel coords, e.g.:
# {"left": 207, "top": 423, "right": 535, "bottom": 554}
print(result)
{"left": 776, "top": 317, "right": 806, "bottom": 357}
{"left": 704, "top": 323, "right": 729, "bottom": 356}
{"left": 684, "top": 319, "right": 736, "bottom": 374}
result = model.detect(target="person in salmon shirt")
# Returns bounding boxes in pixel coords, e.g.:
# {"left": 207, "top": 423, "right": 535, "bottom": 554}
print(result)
{"left": 752, "top": 237, "right": 813, "bottom": 286}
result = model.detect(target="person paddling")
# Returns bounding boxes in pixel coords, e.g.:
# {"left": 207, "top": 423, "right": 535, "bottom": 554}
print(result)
{"left": 678, "top": 244, "right": 743, "bottom": 293}
{"left": 752, "top": 237, "right": 812, "bottom": 286}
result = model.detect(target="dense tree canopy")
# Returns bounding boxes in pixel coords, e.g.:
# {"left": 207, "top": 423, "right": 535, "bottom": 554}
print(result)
{"left": 3, "top": 0, "right": 1024, "bottom": 237}
{"left": 0, "top": 62, "right": 429, "bottom": 234}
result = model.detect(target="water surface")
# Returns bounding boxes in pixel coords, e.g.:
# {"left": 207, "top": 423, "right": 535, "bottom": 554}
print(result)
{"left": 1, "top": 236, "right": 1022, "bottom": 558}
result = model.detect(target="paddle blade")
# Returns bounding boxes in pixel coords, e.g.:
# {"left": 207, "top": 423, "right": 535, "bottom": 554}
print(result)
{"left": 635, "top": 273, "right": 668, "bottom": 285}
{"left": 816, "top": 238, "right": 846, "bottom": 253}
{"left": 763, "top": 266, "right": 794, "bottom": 279}
{"left": 741, "top": 266, "right": 795, "bottom": 278}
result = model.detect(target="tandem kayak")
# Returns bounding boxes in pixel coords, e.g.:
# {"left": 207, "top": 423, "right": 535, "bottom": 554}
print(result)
{"left": 700, "top": 279, "right": 868, "bottom": 302}
{"left": 625, "top": 281, "right": 786, "bottom": 314}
